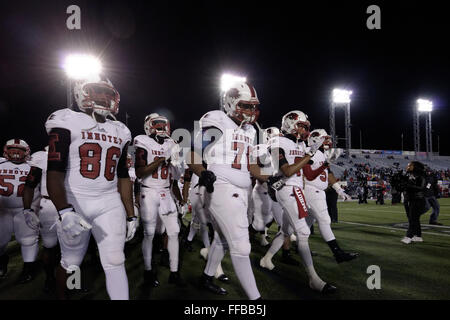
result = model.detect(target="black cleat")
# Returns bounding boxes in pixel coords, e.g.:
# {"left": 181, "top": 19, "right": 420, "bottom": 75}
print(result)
{"left": 199, "top": 274, "right": 227, "bottom": 295}
{"left": 18, "top": 262, "right": 36, "bottom": 284}
{"left": 429, "top": 221, "right": 443, "bottom": 226}
{"left": 217, "top": 274, "right": 229, "bottom": 282}
{"left": 168, "top": 272, "right": 187, "bottom": 287}
{"left": 334, "top": 251, "right": 359, "bottom": 264}
{"left": 144, "top": 270, "right": 160, "bottom": 287}
{"left": 0, "top": 254, "right": 9, "bottom": 278}
{"left": 321, "top": 283, "right": 337, "bottom": 294}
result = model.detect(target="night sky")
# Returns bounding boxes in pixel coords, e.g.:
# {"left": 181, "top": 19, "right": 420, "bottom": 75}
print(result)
{"left": 0, "top": 0, "right": 448, "bottom": 155}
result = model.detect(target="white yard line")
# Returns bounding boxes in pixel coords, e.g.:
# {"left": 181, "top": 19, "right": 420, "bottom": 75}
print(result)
{"left": 339, "top": 221, "right": 450, "bottom": 237}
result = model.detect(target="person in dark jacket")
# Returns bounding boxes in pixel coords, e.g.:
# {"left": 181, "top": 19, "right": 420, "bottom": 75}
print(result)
{"left": 424, "top": 169, "right": 442, "bottom": 225}
{"left": 401, "top": 161, "right": 428, "bottom": 244}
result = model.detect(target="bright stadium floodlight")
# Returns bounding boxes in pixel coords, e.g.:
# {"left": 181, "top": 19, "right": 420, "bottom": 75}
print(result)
{"left": 220, "top": 73, "right": 246, "bottom": 92}
{"left": 417, "top": 98, "right": 433, "bottom": 112}
{"left": 332, "top": 88, "right": 352, "bottom": 104}
{"left": 63, "top": 54, "right": 102, "bottom": 80}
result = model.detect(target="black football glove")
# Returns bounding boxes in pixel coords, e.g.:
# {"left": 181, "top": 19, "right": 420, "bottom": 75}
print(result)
{"left": 199, "top": 170, "right": 216, "bottom": 193}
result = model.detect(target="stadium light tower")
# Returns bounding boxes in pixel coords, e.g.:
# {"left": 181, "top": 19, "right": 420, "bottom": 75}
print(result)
{"left": 62, "top": 54, "right": 102, "bottom": 109}
{"left": 219, "top": 73, "right": 246, "bottom": 108}
{"left": 330, "top": 88, "right": 352, "bottom": 157}
{"left": 415, "top": 98, "right": 433, "bottom": 160}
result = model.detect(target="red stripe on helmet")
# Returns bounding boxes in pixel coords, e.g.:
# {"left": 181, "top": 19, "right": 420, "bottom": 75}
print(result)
{"left": 248, "top": 84, "right": 256, "bottom": 98}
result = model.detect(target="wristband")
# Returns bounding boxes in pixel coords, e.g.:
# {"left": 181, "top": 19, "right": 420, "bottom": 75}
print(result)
{"left": 58, "top": 205, "right": 74, "bottom": 217}
{"left": 127, "top": 216, "right": 137, "bottom": 222}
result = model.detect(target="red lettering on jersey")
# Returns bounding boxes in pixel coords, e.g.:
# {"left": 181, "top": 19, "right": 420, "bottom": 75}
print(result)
{"left": 107, "top": 135, "right": 112, "bottom": 142}
{"left": 113, "top": 137, "right": 118, "bottom": 144}
{"left": 94, "top": 133, "right": 100, "bottom": 141}
{"left": 87, "top": 132, "right": 93, "bottom": 140}
{"left": 81, "top": 132, "right": 86, "bottom": 139}
{"left": 101, "top": 134, "right": 107, "bottom": 141}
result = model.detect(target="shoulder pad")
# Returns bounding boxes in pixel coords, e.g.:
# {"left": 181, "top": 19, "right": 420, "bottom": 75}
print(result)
{"left": 200, "top": 110, "right": 230, "bottom": 132}
{"left": 45, "top": 108, "right": 96, "bottom": 134}
{"left": 109, "top": 120, "right": 132, "bottom": 144}
{"left": 28, "top": 151, "right": 47, "bottom": 169}
{"left": 133, "top": 135, "right": 151, "bottom": 150}
{"left": 0, "top": 157, "right": 7, "bottom": 165}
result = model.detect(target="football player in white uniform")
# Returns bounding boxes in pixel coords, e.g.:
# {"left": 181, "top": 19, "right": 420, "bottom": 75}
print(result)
{"left": 0, "top": 139, "right": 40, "bottom": 282}
{"left": 188, "top": 82, "right": 267, "bottom": 300}
{"left": 182, "top": 168, "right": 229, "bottom": 282}
{"left": 134, "top": 113, "right": 185, "bottom": 287}
{"left": 304, "top": 129, "right": 358, "bottom": 263}
{"left": 250, "top": 127, "right": 280, "bottom": 247}
{"left": 266, "top": 111, "right": 336, "bottom": 293}
{"left": 45, "top": 74, "right": 136, "bottom": 300}
{"left": 22, "top": 147, "right": 60, "bottom": 292}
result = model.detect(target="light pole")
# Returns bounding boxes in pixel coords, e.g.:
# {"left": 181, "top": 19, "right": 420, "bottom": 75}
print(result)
{"left": 401, "top": 133, "right": 404, "bottom": 152}
{"left": 416, "top": 98, "right": 433, "bottom": 160}
{"left": 63, "top": 54, "right": 102, "bottom": 110}
{"left": 330, "top": 88, "right": 352, "bottom": 157}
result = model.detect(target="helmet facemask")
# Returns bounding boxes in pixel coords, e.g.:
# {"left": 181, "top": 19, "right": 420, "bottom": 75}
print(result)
{"left": 4, "top": 146, "right": 29, "bottom": 163}
{"left": 145, "top": 116, "right": 171, "bottom": 138}
{"left": 233, "top": 102, "right": 260, "bottom": 124}
{"left": 81, "top": 82, "right": 120, "bottom": 117}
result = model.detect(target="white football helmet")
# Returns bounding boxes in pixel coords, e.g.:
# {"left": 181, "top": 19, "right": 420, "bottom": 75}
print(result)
{"left": 281, "top": 110, "right": 310, "bottom": 140}
{"left": 309, "top": 129, "right": 332, "bottom": 150}
{"left": 3, "top": 139, "right": 30, "bottom": 163}
{"left": 222, "top": 82, "right": 260, "bottom": 124}
{"left": 73, "top": 74, "right": 120, "bottom": 118}
{"left": 144, "top": 113, "right": 171, "bottom": 137}
{"left": 263, "top": 127, "right": 280, "bottom": 143}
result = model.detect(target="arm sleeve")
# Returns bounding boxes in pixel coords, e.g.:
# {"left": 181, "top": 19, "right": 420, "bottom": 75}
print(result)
{"left": 183, "top": 169, "right": 193, "bottom": 182}
{"left": 25, "top": 166, "right": 42, "bottom": 188}
{"left": 303, "top": 163, "right": 327, "bottom": 181}
{"left": 47, "top": 128, "right": 71, "bottom": 172}
{"left": 135, "top": 147, "right": 148, "bottom": 169}
{"left": 134, "top": 180, "right": 141, "bottom": 196}
{"left": 117, "top": 142, "right": 130, "bottom": 179}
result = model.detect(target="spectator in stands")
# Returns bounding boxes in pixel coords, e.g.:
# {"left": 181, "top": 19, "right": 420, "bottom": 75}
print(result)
{"left": 401, "top": 161, "right": 427, "bottom": 244}
{"left": 425, "top": 167, "right": 442, "bottom": 225}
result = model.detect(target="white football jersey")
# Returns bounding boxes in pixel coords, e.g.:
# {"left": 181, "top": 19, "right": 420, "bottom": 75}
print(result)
{"left": 133, "top": 134, "right": 178, "bottom": 189}
{"left": 304, "top": 150, "right": 328, "bottom": 190}
{"left": 0, "top": 160, "right": 30, "bottom": 208}
{"left": 45, "top": 108, "right": 131, "bottom": 199}
{"left": 270, "top": 136, "right": 306, "bottom": 188}
{"left": 199, "top": 110, "right": 256, "bottom": 189}
{"left": 28, "top": 151, "right": 49, "bottom": 197}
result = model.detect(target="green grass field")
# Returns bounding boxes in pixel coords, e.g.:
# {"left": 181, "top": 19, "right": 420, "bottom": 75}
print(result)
{"left": 1, "top": 198, "right": 450, "bottom": 300}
